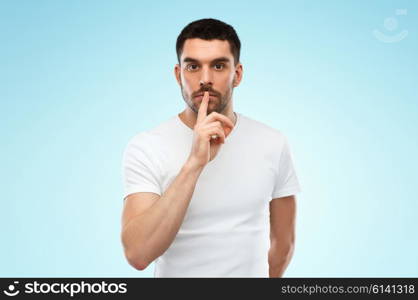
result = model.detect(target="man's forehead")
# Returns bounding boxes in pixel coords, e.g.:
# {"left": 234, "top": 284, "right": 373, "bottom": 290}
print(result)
{"left": 181, "top": 38, "right": 233, "bottom": 62}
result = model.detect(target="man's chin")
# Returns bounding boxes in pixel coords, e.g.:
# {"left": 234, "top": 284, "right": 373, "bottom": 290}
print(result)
{"left": 198, "top": 104, "right": 220, "bottom": 114}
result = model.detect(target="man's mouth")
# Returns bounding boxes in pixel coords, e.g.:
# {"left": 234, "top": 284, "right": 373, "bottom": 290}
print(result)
{"left": 195, "top": 95, "right": 217, "bottom": 101}
{"left": 194, "top": 93, "right": 218, "bottom": 100}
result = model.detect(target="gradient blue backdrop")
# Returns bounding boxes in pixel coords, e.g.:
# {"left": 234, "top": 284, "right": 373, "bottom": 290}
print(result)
{"left": 1, "top": 0, "right": 417, "bottom": 277}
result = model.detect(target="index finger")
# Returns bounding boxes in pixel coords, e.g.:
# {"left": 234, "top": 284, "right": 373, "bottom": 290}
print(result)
{"left": 196, "top": 91, "right": 209, "bottom": 124}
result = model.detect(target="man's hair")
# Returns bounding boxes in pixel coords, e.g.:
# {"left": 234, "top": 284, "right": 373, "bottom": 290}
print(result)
{"left": 176, "top": 18, "right": 241, "bottom": 65}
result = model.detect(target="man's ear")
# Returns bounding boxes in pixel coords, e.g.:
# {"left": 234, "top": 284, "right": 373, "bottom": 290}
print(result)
{"left": 174, "top": 64, "right": 182, "bottom": 86}
{"left": 233, "top": 63, "right": 243, "bottom": 87}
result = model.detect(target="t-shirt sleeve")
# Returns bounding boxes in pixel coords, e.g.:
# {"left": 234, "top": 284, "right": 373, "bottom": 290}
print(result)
{"left": 271, "top": 134, "right": 302, "bottom": 199}
{"left": 121, "top": 133, "right": 162, "bottom": 200}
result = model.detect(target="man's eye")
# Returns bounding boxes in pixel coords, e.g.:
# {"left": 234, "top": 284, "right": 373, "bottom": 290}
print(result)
{"left": 187, "top": 64, "right": 199, "bottom": 71}
{"left": 214, "top": 63, "right": 225, "bottom": 70}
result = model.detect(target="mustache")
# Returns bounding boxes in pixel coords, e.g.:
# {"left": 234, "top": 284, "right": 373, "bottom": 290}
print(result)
{"left": 192, "top": 85, "right": 221, "bottom": 98}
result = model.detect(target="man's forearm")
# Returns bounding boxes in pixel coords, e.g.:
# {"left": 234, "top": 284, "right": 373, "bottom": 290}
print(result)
{"left": 268, "top": 245, "right": 294, "bottom": 277}
{"left": 122, "top": 160, "right": 204, "bottom": 269}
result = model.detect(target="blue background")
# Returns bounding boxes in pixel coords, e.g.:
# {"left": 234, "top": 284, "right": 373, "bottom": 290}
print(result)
{"left": 1, "top": 0, "right": 417, "bottom": 277}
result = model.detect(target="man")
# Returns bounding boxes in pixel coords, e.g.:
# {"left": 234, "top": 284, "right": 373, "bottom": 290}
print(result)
{"left": 121, "top": 18, "right": 301, "bottom": 277}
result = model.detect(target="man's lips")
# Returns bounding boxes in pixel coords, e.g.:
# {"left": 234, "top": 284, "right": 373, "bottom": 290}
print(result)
{"left": 194, "top": 93, "right": 218, "bottom": 100}
{"left": 195, "top": 95, "right": 217, "bottom": 101}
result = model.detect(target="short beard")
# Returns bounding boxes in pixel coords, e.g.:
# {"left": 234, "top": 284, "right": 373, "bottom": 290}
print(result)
{"left": 181, "top": 84, "right": 233, "bottom": 115}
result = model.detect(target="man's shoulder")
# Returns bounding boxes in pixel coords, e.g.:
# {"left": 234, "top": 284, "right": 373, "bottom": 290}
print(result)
{"left": 239, "top": 113, "right": 286, "bottom": 142}
{"left": 124, "top": 115, "right": 178, "bottom": 150}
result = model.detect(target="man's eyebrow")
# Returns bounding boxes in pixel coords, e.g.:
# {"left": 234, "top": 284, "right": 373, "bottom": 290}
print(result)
{"left": 212, "top": 57, "right": 230, "bottom": 63}
{"left": 182, "top": 57, "right": 231, "bottom": 64}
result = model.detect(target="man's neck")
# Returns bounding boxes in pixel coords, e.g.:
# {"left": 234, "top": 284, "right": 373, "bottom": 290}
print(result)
{"left": 179, "top": 107, "right": 236, "bottom": 130}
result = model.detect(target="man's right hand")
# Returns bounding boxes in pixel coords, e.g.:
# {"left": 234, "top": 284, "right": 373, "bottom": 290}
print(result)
{"left": 187, "top": 91, "right": 235, "bottom": 168}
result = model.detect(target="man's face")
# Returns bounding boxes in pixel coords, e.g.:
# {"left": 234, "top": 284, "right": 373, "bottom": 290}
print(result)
{"left": 175, "top": 38, "right": 242, "bottom": 115}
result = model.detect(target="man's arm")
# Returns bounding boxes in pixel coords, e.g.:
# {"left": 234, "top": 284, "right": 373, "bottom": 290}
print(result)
{"left": 121, "top": 92, "right": 234, "bottom": 271}
{"left": 268, "top": 195, "right": 297, "bottom": 277}
{"left": 121, "top": 159, "right": 204, "bottom": 270}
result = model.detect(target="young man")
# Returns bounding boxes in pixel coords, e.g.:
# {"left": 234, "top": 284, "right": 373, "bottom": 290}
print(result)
{"left": 121, "top": 18, "right": 301, "bottom": 277}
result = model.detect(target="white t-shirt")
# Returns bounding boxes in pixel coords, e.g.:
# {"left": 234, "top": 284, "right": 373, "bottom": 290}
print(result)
{"left": 121, "top": 112, "right": 302, "bottom": 277}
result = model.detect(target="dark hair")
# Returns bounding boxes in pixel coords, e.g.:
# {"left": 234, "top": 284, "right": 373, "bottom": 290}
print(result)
{"left": 176, "top": 18, "right": 241, "bottom": 65}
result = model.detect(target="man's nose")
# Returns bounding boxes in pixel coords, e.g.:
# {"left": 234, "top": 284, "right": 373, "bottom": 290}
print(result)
{"left": 199, "top": 66, "right": 213, "bottom": 88}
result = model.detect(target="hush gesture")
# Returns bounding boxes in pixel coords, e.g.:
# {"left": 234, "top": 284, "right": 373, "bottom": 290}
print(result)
{"left": 187, "top": 91, "right": 234, "bottom": 168}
